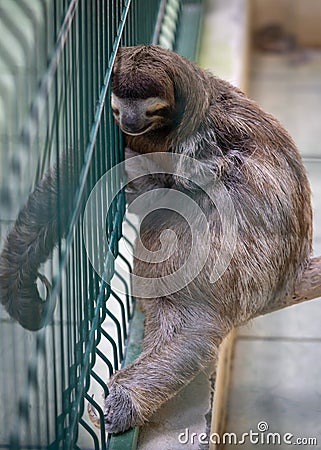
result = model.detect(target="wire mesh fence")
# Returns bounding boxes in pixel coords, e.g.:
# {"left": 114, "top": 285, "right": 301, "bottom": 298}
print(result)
{"left": 0, "top": 0, "right": 202, "bottom": 448}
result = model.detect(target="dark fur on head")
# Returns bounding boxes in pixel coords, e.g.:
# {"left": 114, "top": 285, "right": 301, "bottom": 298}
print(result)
{"left": 104, "top": 45, "right": 312, "bottom": 433}
{"left": 113, "top": 45, "right": 211, "bottom": 148}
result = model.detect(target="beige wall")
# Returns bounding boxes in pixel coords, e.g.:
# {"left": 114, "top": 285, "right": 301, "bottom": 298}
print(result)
{"left": 251, "top": 0, "right": 321, "bottom": 47}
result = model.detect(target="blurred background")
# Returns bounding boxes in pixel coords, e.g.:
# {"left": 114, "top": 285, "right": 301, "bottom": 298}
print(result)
{"left": 213, "top": 1, "right": 321, "bottom": 448}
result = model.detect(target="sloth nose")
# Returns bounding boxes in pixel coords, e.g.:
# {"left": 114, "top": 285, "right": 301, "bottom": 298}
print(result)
{"left": 121, "top": 114, "right": 145, "bottom": 133}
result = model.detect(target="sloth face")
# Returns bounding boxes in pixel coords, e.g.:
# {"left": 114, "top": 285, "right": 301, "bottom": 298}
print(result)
{"left": 111, "top": 93, "right": 172, "bottom": 136}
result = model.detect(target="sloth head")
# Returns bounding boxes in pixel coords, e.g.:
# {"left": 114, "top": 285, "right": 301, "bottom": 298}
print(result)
{"left": 111, "top": 45, "right": 210, "bottom": 142}
{"left": 112, "top": 46, "right": 176, "bottom": 137}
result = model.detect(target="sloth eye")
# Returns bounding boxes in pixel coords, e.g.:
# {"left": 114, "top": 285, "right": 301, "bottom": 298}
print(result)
{"left": 112, "top": 107, "right": 120, "bottom": 116}
{"left": 146, "top": 107, "right": 167, "bottom": 117}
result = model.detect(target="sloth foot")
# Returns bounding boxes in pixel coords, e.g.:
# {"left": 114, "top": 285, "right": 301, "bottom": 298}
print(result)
{"left": 104, "top": 381, "right": 140, "bottom": 434}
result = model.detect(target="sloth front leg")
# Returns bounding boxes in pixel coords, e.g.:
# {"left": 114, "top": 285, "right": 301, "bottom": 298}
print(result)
{"left": 104, "top": 308, "right": 224, "bottom": 434}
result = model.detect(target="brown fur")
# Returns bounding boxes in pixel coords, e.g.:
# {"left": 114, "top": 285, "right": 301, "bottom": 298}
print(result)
{"left": 0, "top": 44, "right": 312, "bottom": 432}
{"left": 104, "top": 45, "right": 312, "bottom": 433}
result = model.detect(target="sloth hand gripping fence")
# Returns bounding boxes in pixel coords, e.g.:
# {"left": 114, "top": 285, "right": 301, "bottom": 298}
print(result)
{"left": 0, "top": 0, "right": 203, "bottom": 449}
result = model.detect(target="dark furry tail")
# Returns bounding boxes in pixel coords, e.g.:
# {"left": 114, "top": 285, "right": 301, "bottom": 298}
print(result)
{"left": 0, "top": 154, "right": 72, "bottom": 330}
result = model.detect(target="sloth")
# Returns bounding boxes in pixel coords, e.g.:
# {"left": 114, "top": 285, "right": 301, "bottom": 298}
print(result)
{"left": 0, "top": 45, "right": 313, "bottom": 433}
{"left": 103, "top": 45, "right": 312, "bottom": 433}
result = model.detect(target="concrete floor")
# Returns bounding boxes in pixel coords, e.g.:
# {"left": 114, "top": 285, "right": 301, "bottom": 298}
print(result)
{"left": 225, "top": 50, "right": 321, "bottom": 449}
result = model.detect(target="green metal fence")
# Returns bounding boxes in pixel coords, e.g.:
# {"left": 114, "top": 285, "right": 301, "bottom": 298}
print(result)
{"left": 0, "top": 1, "right": 203, "bottom": 448}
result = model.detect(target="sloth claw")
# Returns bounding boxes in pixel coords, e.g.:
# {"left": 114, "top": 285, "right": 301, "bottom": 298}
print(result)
{"left": 87, "top": 395, "right": 102, "bottom": 429}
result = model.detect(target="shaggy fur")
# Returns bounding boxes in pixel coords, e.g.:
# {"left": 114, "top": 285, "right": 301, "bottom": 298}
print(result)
{"left": 0, "top": 44, "right": 312, "bottom": 432}
{"left": 105, "top": 45, "right": 312, "bottom": 433}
